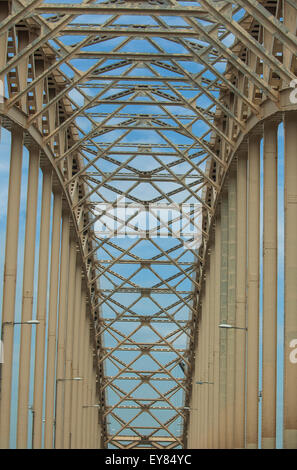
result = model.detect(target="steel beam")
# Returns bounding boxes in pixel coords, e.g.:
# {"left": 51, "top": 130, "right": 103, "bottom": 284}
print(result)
{"left": 246, "top": 134, "right": 261, "bottom": 449}
{"left": 17, "top": 146, "right": 40, "bottom": 449}
{"left": 0, "top": 127, "right": 24, "bottom": 449}
{"left": 234, "top": 152, "right": 247, "bottom": 449}
{"left": 283, "top": 112, "right": 297, "bottom": 449}
{"left": 262, "top": 120, "right": 278, "bottom": 449}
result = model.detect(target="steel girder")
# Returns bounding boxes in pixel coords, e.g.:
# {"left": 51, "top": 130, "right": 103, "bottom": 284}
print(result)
{"left": 0, "top": 0, "right": 296, "bottom": 449}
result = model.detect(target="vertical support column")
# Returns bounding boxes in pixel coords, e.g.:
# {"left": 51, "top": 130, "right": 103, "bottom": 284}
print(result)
{"left": 234, "top": 151, "right": 247, "bottom": 448}
{"left": 0, "top": 126, "right": 23, "bottom": 449}
{"left": 82, "top": 316, "right": 90, "bottom": 448}
{"left": 55, "top": 210, "right": 70, "bottom": 448}
{"left": 193, "top": 339, "right": 199, "bottom": 447}
{"left": 197, "top": 288, "right": 205, "bottom": 449}
{"left": 219, "top": 191, "right": 228, "bottom": 448}
{"left": 70, "top": 262, "right": 82, "bottom": 448}
{"left": 33, "top": 168, "right": 52, "bottom": 449}
{"left": 44, "top": 191, "right": 62, "bottom": 449}
{"left": 86, "top": 344, "right": 93, "bottom": 448}
{"left": 194, "top": 318, "right": 202, "bottom": 449}
{"left": 262, "top": 121, "right": 278, "bottom": 449}
{"left": 192, "top": 312, "right": 200, "bottom": 447}
{"left": 203, "top": 267, "right": 210, "bottom": 448}
{"left": 207, "top": 246, "right": 215, "bottom": 449}
{"left": 190, "top": 321, "right": 198, "bottom": 447}
{"left": 63, "top": 239, "right": 77, "bottom": 448}
{"left": 17, "top": 147, "right": 40, "bottom": 448}
{"left": 226, "top": 166, "right": 237, "bottom": 449}
{"left": 246, "top": 134, "right": 261, "bottom": 449}
{"left": 92, "top": 369, "right": 98, "bottom": 448}
{"left": 283, "top": 112, "right": 297, "bottom": 449}
{"left": 213, "top": 215, "right": 221, "bottom": 448}
{"left": 89, "top": 367, "right": 95, "bottom": 449}
{"left": 76, "top": 289, "right": 87, "bottom": 448}
{"left": 188, "top": 392, "right": 192, "bottom": 447}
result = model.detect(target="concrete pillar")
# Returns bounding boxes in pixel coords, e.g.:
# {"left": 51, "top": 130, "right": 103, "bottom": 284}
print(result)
{"left": 213, "top": 216, "right": 221, "bottom": 448}
{"left": 246, "top": 134, "right": 261, "bottom": 449}
{"left": 44, "top": 191, "right": 62, "bottom": 448}
{"left": 262, "top": 121, "right": 278, "bottom": 449}
{"left": 33, "top": 168, "right": 52, "bottom": 449}
{"left": 55, "top": 211, "right": 70, "bottom": 448}
{"left": 283, "top": 112, "right": 297, "bottom": 449}
{"left": 17, "top": 147, "right": 40, "bottom": 448}
{"left": 234, "top": 152, "right": 247, "bottom": 448}
{"left": 226, "top": 167, "right": 237, "bottom": 449}
{"left": 219, "top": 191, "right": 228, "bottom": 448}
{"left": 63, "top": 239, "right": 77, "bottom": 448}
{"left": 0, "top": 126, "right": 23, "bottom": 449}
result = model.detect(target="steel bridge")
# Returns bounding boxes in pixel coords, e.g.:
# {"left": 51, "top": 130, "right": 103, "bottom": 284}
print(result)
{"left": 0, "top": 0, "right": 296, "bottom": 450}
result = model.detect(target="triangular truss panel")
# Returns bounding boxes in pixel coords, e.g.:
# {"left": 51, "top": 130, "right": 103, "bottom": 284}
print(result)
{"left": 1, "top": 0, "right": 296, "bottom": 448}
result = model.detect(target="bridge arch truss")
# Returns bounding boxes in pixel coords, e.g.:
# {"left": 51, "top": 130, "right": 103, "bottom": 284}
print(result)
{"left": 0, "top": 0, "right": 296, "bottom": 449}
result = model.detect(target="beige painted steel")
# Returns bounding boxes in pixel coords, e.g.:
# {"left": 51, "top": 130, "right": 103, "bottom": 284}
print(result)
{"left": 92, "top": 369, "right": 99, "bottom": 448}
{"left": 0, "top": 2, "right": 8, "bottom": 77}
{"left": 82, "top": 315, "right": 90, "bottom": 448}
{"left": 63, "top": 239, "right": 77, "bottom": 448}
{"left": 246, "top": 135, "right": 261, "bottom": 449}
{"left": 86, "top": 345, "right": 93, "bottom": 448}
{"left": 226, "top": 168, "right": 237, "bottom": 449}
{"left": 44, "top": 191, "right": 62, "bottom": 448}
{"left": 207, "top": 247, "right": 215, "bottom": 449}
{"left": 17, "top": 147, "right": 40, "bottom": 448}
{"left": 234, "top": 152, "right": 247, "bottom": 449}
{"left": 190, "top": 333, "right": 199, "bottom": 447}
{"left": 219, "top": 191, "right": 228, "bottom": 449}
{"left": 194, "top": 341, "right": 199, "bottom": 447}
{"left": 197, "top": 294, "right": 204, "bottom": 448}
{"left": 55, "top": 211, "right": 70, "bottom": 448}
{"left": 283, "top": 112, "right": 297, "bottom": 449}
{"left": 195, "top": 315, "right": 201, "bottom": 447}
{"left": 76, "top": 290, "right": 87, "bottom": 448}
{"left": 213, "top": 216, "right": 221, "bottom": 449}
{"left": 200, "top": 279, "right": 206, "bottom": 448}
{"left": 262, "top": 121, "right": 278, "bottom": 449}
{"left": 70, "top": 263, "right": 82, "bottom": 448}
{"left": 203, "top": 267, "right": 210, "bottom": 449}
{"left": 0, "top": 126, "right": 24, "bottom": 449}
{"left": 33, "top": 168, "right": 52, "bottom": 449}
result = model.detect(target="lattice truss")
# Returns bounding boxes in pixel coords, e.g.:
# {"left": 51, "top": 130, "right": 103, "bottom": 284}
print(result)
{"left": 0, "top": 0, "right": 296, "bottom": 449}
